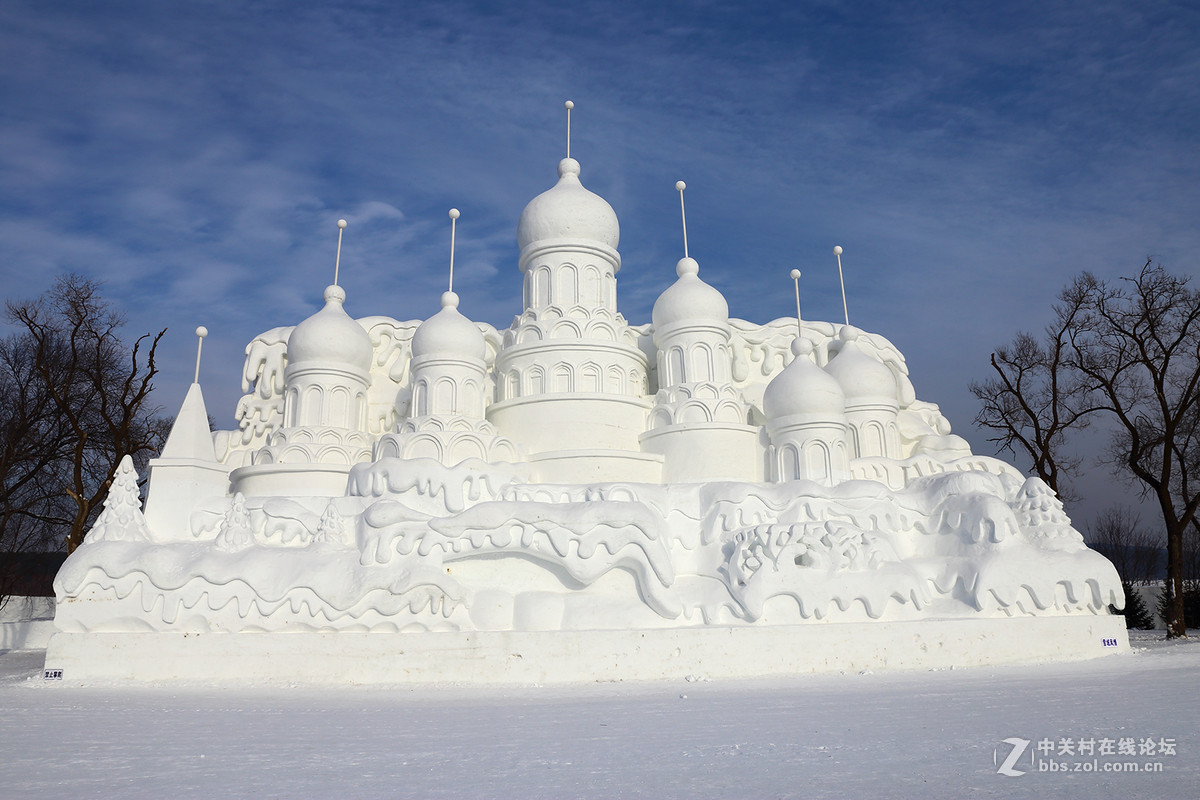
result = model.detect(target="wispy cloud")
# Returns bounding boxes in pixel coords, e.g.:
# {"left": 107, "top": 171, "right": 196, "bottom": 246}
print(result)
{"left": 2, "top": 0, "right": 1197, "bottom": 521}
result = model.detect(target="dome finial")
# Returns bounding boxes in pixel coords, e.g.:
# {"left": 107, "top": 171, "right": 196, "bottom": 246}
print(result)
{"left": 833, "top": 245, "right": 849, "bottom": 326}
{"left": 333, "top": 218, "right": 348, "bottom": 287}
{"left": 675, "top": 180, "right": 689, "bottom": 259}
{"left": 564, "top": 100, "right": 574, "bottom": 159}
{"left": 448, "top": 208, "right": 460, "bottom": 293}
{"left": 193, "top": 326, "right": 208, "bottom": 384}
{"left": 790, "top": 269, "right": 803, "bottom": 340}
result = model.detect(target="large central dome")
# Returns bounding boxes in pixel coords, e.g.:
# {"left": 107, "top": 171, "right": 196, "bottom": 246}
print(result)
{"left": 517, "top": 158, "right": 619, "bottom": 251}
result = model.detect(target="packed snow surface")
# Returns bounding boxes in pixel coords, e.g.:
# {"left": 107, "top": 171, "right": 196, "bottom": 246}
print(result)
{"left": 1, "top": 630, "right": 1195, "bottom": 799}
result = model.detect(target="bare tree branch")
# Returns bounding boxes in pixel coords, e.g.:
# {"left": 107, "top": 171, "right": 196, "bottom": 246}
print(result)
{"left": 1, "top": 275, "right": 169, "bottom": 605}
{"left": 976, "top": 260, "right": 1200, "bottom": 637}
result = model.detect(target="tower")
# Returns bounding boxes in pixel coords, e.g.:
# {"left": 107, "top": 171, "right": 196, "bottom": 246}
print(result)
{"left": 488, "top": 155, "right": 660, "bottom": 483}
{"left": 640, "top": 250, "right": 760, "bottom": 481}
{"left": 231, "top": 283, "right": 374, "bottom": 496}
{"left": 824, "top": 326, "right": 901, "bottom": 460}
{"left": 142, "top": 328, "right": 231, "bottom": 540}
{"left": 762, "top": 337, "right": 851, "bottom": 485}
{"left": 375, "top": 290, "right": 520, "bottom": 465}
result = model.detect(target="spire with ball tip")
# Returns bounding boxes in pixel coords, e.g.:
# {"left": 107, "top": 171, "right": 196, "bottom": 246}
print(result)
{"left": 333, "top": 218, "right": 348, "bottom": 287}
{"left": 790, "top": 269, "right": 803, "bottom": 340}
{"left": 448, "top": 208, "right": 460, "bottom": 293}
{"left": 193, "top": 326, "right": 207, "bottom": 384}
{"left": 676, "top": 181, "right": 689, "bottom": 259}
{"left": 834, "top": 245, "right": 848, "bottom": 326}
{"left": 565, "top": 100, "right": 574, "bottom": 159}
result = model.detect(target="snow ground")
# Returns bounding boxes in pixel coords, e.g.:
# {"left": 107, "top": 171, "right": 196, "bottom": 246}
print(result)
{"left": 0, "top": 631, "right": 1195, "bottom": 799}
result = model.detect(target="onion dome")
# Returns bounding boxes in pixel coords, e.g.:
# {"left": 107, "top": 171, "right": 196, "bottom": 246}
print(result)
{"left": 763, "top": 338, "right": 846, "bottom": 421}
{"left": 411, "top": 292, "right": 485, "bottom": 361}
{"left": 824, "top": 326, "right": 899, "bottom": 407}
{"left": 652, "top": 257, "right": 730, "bottom": 330}
{"left": 517, "top": 158, "right": 619, "bottom": 251}
{"left": 287, "top": 285, "right": 372, "bottom": 372}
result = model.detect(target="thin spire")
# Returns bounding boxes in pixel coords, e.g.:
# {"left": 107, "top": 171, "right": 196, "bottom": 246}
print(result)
{"left": 834, "top": 245, "right": 848, "bottom": 326}
{"left": 193, "top": 326, "right": 208, "bottom": 384}
{"left": 676, "top": 181, "right": 689, "bottom": 259}
{"left": 790, "top": 269, "right": 803, "bottom": 339}
{"left": 333, "top": 218, "right": 348, "bottom": 286}
{"left": 448, "top": 208, "right": 460, "bottom": 293}
{"left": 564, "top": 100, "right": 574, "bottom": 159}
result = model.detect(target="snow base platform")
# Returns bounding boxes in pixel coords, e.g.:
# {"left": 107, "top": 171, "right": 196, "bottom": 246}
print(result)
{"left": 42, "top": 615, "right": 1130, "bottom": 685}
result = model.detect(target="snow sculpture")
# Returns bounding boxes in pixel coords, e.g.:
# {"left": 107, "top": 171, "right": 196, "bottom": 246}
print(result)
{"left": 87, "top": 455, "right": 151, "bottom": 544}
{"left": 47, "top": 113, "right": 1130, "bottom": 683}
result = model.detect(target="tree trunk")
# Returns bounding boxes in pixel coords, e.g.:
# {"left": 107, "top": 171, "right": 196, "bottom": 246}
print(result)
{"left": 1162, "top": 501, "right": 1188, "bottom": 638}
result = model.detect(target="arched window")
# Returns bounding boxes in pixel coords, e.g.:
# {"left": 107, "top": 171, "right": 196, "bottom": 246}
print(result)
{"left": 284, "top": 387, "right": 299, "bottom": 427}
{"left": 582, "top": 265, "right": 601, "bottom": 306}
{"left": 528, "top": 366, "right": 545, "bottom": 395}
{"left": 580, "top": 363, "right": 601, "bottom": 392}
{"left": 693, "top": 343, "right": 715, "bottom": 383}
{"left": 552, "top": 363, "right": 573, "bottom": 393}
{"left": 534, "top": 266, "right": 551, "bottom": 307}
{"left": 668, "top": 347, "right": 685, "bottom": 386}
{"left": 607, "top": 365, "right": 625, "bottom": 394}
{"left": 407, "top": 434, "right": 442, "bottom": 461}
{"left": 806, "top": 441, "right": 832, "bottom": 483}
{"left": 329, "top": 386, "right": 351, "bottom": 428}
{"left": 449, "top": 437, "right": 486, "bottom": 463}
{"left": 862, "top": 420, "right": 886, "bottom": 459}
{"left": 434, "top": 377, "right": 456, "bottom": 414}
{"left": 302, "top": 385, "right": 323, "bottom": 426}
{"left": 778, "top": 443, "right": 801, "bottom": 482}
{"left": 411, "top": 379, "right": 427, "bottom": 417}
{"left": 558, "top": 264, "right": 579, "bottom": 305}
{"left": 679, "top": 401, "right": 710, "bottom": 425}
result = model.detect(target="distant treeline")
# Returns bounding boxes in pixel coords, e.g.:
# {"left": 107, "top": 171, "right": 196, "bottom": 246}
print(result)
{"left": 1088, "top": 544, "right": 1178, "bottom": 583}
{"left": 1, "top": 552, "right": 69, "bottom": 597}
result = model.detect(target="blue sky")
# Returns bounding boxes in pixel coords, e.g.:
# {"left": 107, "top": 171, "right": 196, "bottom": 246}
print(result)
{"left": 2, "top": 0, "right": 1197, "bottom": 525}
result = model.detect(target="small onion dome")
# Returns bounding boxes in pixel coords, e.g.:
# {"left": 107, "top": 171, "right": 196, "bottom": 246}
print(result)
{"left": 763, "top": 338, "right": 846, "bottom": 421}
{"left": 652, "top": 257, "right": 730, "bottom": 330}
{"left": 287, "top": 285, "right": 372, "bottom": 372}
{"left": 824, "top": 326, "right": 899, "bottom": 407}
{"left": 517, "top": 158, "right": 619, "bottom": 251}
{"left": 411, "top": 291, "right": 485, "bottom": 361}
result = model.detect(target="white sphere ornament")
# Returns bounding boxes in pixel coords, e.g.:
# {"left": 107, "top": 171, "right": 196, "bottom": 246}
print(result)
{"left": 833, "top": 245, "right": 843, "bottom": 255}
{"left": 675, "top": 181, "right": 686, "bottom": 191}
{"left": 195, "top": 326, "right": 208, "bottom": 339}
{"left": 337, "top": 219, "right": 348, "bottom": 229}
{"left": 790, "top": 269, "right": 802, "bottom": 280}
{"left": 449, "top": 208, "right": 460, "bottom": 220}
{"left": 564, "top": 100, "right": 574, "bottom": 109}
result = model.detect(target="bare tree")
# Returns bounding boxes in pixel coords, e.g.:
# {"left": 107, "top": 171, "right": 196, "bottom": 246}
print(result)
{"left": 969, "top": 292, "right": 1099, "bottom": 502}
{"left": 975, "top": 261, "right": 1199, "bottom": 638}
{"left": 1, "top": 275, "right": 168, "bottom": 573}
{"left": 0, "top": 329, "right": 75, "bottom": 606}
{"left": 1069, "top": 263, "right": 1200, "bottom": 637}
{"left": 1085, "top": 506, "right": 1161, "bottom": 585}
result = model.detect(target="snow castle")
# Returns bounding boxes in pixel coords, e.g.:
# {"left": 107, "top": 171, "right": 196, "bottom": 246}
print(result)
{"left": 46, "top": 113, "right": 1129, "bottom": 683}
